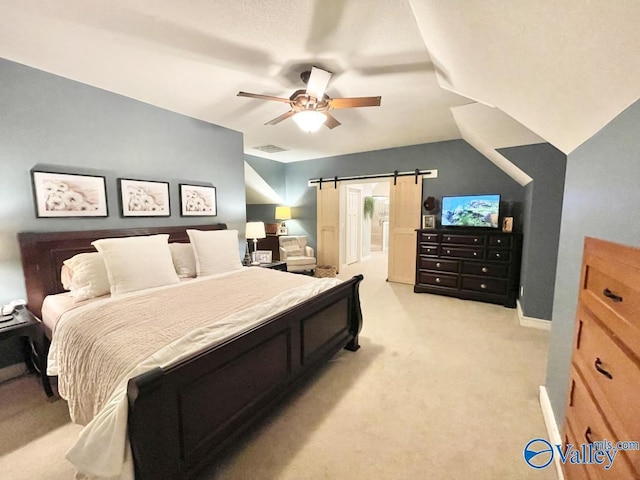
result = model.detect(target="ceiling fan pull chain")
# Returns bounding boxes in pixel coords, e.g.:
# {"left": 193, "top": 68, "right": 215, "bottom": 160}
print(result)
{"left": 393, "top": 170, "right": 399, "bottom": 186}
{"left": 414, "top": 169, "right": 420, "bottom": 184}
{"left": 334, "top": 176, "right": 338, "bottom": 189}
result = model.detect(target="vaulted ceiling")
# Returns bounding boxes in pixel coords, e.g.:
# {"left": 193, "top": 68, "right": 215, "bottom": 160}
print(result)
{"left": 1, "top": 0, "right": 638, "bottom": 163}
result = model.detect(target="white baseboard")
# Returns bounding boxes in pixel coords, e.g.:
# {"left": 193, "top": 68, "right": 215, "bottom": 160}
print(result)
{"left": 517, "top": 300, "right": 551, "bottom": 330}
{"left": 0, "top": 363, "right": 27, "bottom": 384}
{"left": 539, "top": 385, "right": 564, "bottom": 480}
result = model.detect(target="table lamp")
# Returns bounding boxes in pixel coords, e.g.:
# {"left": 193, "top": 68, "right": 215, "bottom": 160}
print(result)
{"left": 245, "top": 222, "right": 266, "bottom": 265}
{"left": 275, "top": 206, "right": 291, "bottom": 235}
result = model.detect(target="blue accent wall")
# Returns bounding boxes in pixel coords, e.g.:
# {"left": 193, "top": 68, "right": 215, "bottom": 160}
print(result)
{"left": 0, "top": 58, "right": 246, "bottom": 369}
{"left": 545, "top": 99, "right": 640, "bottom": 425}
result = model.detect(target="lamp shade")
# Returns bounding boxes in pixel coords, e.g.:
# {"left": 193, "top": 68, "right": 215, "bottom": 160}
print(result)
{"left": 245, "top": 221, "right": 266, "bottom": 239}
{"left": 292, "top": 111, "right": 327, "bottom": 133}
{"left": 275, "top": 206, "right": 292, "bottom": 221}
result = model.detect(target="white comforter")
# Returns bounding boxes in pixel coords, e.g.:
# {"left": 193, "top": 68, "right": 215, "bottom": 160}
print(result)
{"left": 47, "top": 268, "right": 341, "bottom": 479}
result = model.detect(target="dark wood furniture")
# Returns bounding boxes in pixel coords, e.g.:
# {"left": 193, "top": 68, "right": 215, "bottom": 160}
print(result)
{"left": 561, "top": 237, "right": 639, "bottom": 480}
{"left": 255, "top": 234, "right": 280, "bottom": 261}
{"left": 253, "top": 260, "right": 287, "bottom": 271}
{"left": 414, "top": 228, "right": 522, "bottom": 307}
{"left": 18, "top": 224, "right": 363, "bottom": 480}
{"left": 0, "top": 306, "right": 52, "bottom": 396}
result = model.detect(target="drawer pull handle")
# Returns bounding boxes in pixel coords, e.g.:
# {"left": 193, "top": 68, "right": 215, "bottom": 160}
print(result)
{"left": 603, "top": 288, "right": 623, "bottom": 303}
{"left": 480, "top": 284, "right": 487, "bottom": 289}
{"left": 497, "top": 239, "right": 501, "bottom": 244}
{"left": 474, "top": 238, "right": 478, "bottom": 242}
{"left": 447, "top": 250, "right": 450, "bottom": 254}
{"left": 436, "top": 262, "right": 441, "bottom": 268}
{"left": 594, "top": 358, "right": 613, "bottom": 379}
{"left": 435, "top": 278, "right": 441, "bottom": 283}
{"left": 473, "top": 252, "right": 477, "bottom": 256}
{"left": 495, "top": 253, "right": 501, "bottom": 258}
{"left": 482, "top": 267, "right": 488, "bottom": 273}
{"left": 584, "top": 427, "right": 593, "bottom": 444}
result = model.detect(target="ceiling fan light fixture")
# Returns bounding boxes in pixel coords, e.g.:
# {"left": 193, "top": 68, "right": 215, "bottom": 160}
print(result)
{"left": 292, "top": 110, "right": 327, "bottom": 133}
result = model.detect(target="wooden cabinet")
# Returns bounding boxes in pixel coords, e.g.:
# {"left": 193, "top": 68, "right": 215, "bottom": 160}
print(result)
{"left": 413, "top": 228, "right": 522, "bottom": 307}
{"left": 562, "top": 237, "right": 640, "bottom": 480}
{"left": 255, "top": 234, "right": 280, "bottom": 261}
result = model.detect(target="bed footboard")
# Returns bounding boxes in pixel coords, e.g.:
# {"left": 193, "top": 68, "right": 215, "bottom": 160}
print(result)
{"left": 127, "top": 274, "right": 363, "bottom": 480}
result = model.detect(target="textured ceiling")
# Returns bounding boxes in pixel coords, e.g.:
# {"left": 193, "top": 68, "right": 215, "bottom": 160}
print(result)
{"left": 1, "top": 0, "right": 637, "bottom": 164}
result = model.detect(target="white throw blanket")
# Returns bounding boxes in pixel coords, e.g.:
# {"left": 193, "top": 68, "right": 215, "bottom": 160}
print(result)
{"left": 47, "top": 268, "right": 341, "bottom": 479}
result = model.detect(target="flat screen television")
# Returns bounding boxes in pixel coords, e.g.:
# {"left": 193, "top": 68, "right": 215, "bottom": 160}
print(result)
{"left": 441, "top": 194, "right": 501, "bottom": 228}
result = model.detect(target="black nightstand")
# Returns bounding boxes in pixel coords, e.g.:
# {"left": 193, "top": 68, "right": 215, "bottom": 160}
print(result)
{"left": 0, "top": 306, "right": 53, "bottom": 397}
{"left": 253, "top": 261, "right": 288, "bottom": 272}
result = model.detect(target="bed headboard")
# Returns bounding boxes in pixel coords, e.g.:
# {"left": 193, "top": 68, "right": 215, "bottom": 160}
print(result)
{"left": 18, "top": 223, "right": 227, "bottom": 320}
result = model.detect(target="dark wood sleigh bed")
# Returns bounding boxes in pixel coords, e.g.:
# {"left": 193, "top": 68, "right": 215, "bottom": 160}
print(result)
{"left": 18, "top": 223, "right": 363, "bottom": 480}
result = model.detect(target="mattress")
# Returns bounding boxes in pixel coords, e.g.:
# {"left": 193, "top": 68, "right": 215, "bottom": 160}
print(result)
{"left": 41, "top": 292, "right": 100, "bottom": 333}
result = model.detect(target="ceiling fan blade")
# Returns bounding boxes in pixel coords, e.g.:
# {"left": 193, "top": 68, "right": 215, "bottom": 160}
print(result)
{"left": 265, "top": 110, "right": 296, "bottom": 126}
{"left": 237, "top": 92, "right": 292, "bottom": 103}
{"left": 329, "top": 96, "right": 382, "bottom": 109}
{"left": 323, "top": 112, "right": 341, "bottom": 129}
{"left": 306, "top": 66, "right": 332, "bottom": 100}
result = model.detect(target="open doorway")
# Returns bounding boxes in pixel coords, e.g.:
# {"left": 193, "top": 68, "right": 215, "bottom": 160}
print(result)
{"left": 339, "top": 181, "right": 389, "bottom": 272}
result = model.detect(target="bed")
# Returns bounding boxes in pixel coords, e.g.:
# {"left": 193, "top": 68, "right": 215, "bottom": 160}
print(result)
{"left": 18, "top": 224, "right": 363, "bottom": 480}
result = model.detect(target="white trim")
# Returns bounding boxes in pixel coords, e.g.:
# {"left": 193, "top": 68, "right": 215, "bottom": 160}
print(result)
{"left": 0, "top": 363, "right": 27, "bottom": 384}
{"left": 539, "top": 385, "right": 564, "bottom": 480}
{"left": 517, "top": 300, "right": 551, "bottom": 330}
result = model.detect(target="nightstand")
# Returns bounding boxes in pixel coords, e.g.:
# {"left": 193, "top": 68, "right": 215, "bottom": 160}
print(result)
{"left": 0, "top": 306, "right": 53, "bottom": 397}
{"left": 253, "top": 261, "right": 288, "bottom": 272}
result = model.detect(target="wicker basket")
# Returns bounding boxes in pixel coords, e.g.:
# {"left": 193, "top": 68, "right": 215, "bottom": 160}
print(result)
{"left": 314, "top": 265, "right": 337, "bottom": 278}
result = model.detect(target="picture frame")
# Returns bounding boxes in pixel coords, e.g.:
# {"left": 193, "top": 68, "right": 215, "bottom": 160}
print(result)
{"left": 31, "top": 170, "right": 108, "bottom": 218}
{"left": 255, "top": 250, "right": 272, "bottom": 264}
{"left": 180, "top": 184, "right": 217, "bottom": 217}
{"left": 422, "top": 214, "right": 436, "bottom": 229}
{"left": 118, "top": 178, "right": 170, "bottom": 217}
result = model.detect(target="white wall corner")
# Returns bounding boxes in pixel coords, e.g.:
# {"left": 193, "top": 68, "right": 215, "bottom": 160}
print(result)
{"left": 517, "top": 300, "right": 551, "bottom": 330}
{"left": 539, "top": 385, "right": 565, "bottom": 480}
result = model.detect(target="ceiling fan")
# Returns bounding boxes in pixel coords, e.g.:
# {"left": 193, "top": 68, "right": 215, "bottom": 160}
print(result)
{"left": 237, "top": 66, "right": 381, "bottom": 132}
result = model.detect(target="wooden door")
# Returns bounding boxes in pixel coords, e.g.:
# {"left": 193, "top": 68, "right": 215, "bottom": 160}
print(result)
{"left": 346, "top": 187, "right": 361, "bottom": 265}
{"left": 387, "top": 175, "right": 422, "bottom": 284}
{"left": 317, "top": 185, "right": 340, "bottom": 272}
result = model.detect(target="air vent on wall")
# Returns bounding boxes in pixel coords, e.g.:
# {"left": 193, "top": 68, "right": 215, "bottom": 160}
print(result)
{"left": 252, "top": 144, "right": 289, "bottom": 153}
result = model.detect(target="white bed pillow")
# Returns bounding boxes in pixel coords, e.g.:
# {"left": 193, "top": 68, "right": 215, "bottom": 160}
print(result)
{"left": 63, "top": 252, "right": 111, "bottom": 302}
{"left": 92, "top": 234, "right": 179, "bottom": 295}
{"left": 186, "top": 229, "right": 243, "bottom": 276}
{"left": 169, "top": 242, "right": 197, "bottom": 278}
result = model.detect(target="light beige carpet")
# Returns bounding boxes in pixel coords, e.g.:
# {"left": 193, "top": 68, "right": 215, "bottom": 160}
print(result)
{"left": 0, "top": 252, "right": 556, "bottom": 479}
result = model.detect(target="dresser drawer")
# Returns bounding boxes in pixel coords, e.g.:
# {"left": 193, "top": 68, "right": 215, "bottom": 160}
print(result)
{"left": 441, "top": 233, "right": 485, "bottom": 245}
{"left": 487, "top": 249, "right": 510, "bottom": 262}
{"left": 580, "top": 255, "right": 640, "bottom": 354}
{"left": 461, "top": 262, "right": 509, "bottom": 278}
{"left": 562, "top": 422, "right": 598, "bottom": 480}
{"left": 488, "top": 235, "right": 512, "bottom": 248}
{"left": 418, "top": 272, "right": 458, "bottom": 288}
{"left": 420, "top": 244, "right": 439, "bottom": 256}
{"left": 565, "top": 366, "right": 638, "bottom": 479}
{"left": 441, "top": 246, "right": 484, "bottom": 259}
{"left": 420, "top": 232, "right": 439, "bottom": 243}
{"left": 419, "top": 258, "right": 459, "bottom": 273}
{"left": 573, "top": 305, "right": 640, "bottom": 442}
{"left": 460, "top": 276, "right": 507, "bottom": 294}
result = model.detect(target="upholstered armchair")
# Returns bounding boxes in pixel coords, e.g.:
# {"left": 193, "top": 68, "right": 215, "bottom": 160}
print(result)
{"left": 278, "top": 235, "right": 316, "bottom": 273}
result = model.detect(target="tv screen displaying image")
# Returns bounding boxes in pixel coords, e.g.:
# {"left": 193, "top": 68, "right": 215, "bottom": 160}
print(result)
{"left": 441, "top": 194, "right": 501, "bottom": 228}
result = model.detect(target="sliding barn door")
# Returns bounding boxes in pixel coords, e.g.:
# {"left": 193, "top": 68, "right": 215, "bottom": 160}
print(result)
{"left": 387, "top": 175, "right": 422, "bottom": 284}
{"left": 317, "top": 185, "right": 340, "bottom": 272}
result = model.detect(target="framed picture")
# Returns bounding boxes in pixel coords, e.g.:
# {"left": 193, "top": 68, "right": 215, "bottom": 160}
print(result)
{"left": 255, "top": 250, "right": 272, "bottom": 264}
{"left": 180, "top": 184, "right": 217, "bottom": 216}
{"left": 31, "top": 171, "right": 108, "bottom": 218}
{"left": 422, "top": 214, "right": 436, "bottom": 229}
{"left": 118, "top": 178, "right": 170, "bottom": 217}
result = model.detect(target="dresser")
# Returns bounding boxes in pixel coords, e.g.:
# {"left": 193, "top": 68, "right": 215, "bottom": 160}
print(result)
{"left": 413, "top": 228, "right": 522, "bottom": 307}
{"left": 561, "top": 237, "right": 640, "bottom": 480}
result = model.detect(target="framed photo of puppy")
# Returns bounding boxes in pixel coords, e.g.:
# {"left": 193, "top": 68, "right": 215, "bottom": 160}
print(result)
{"left": 118, "top": 178, "right": 170, "bottom": 217}
{"left": 31, "top": 170, "right": 108, "bottom": 218}
{"left": 179, "top": 183, "right": 217, "bottom": 217}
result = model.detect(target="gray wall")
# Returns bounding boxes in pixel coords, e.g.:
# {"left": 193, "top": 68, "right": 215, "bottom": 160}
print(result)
{"left": 0, "top": 59, "right": 246, "bottom": 368}
{"left": 499, "top": 144, "right": 567, "bottom": 320}
{"left": 245, "top": 154, "right": 286, "bottom": 224}
{"left": 284, "top": 140, "right": 525, "bottom": 247}
{"left": 545, "top": 99, "right": 640, "bottom": 425}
